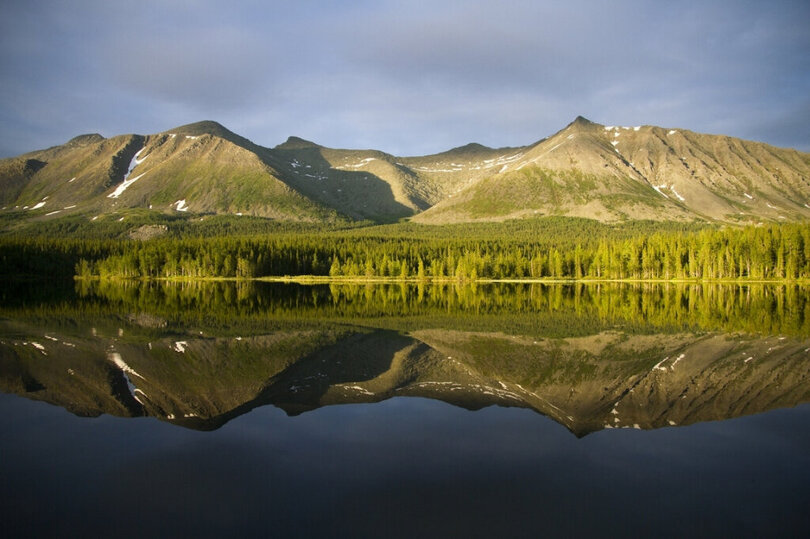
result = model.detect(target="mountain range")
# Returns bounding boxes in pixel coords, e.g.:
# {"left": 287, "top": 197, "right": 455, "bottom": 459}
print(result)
{"left": 2, "top": 116, "right": 810, "bottom": 225}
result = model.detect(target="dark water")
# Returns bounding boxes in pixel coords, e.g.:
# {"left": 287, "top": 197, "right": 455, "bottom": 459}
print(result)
{"left": 1, "top": 280, "right": 809, "bottom": 537}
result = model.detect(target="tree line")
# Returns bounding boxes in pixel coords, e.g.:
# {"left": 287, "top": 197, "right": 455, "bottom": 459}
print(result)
{"left": 2, "top": 221, "right": 809, "bottom": 282}
{"left": 66, "top": 223, "right": 810, "bottom": 281}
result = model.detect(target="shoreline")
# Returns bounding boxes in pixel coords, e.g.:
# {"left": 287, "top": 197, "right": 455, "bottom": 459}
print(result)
{"left": 71, "top": 275, "right": 810, "bottom": 285}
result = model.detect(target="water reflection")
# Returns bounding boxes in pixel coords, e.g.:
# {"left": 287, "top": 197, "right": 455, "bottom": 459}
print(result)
{"left": 1, "top": 280, "right": 808, "bottom": 436}
{"left": 71, "top": 278, "right": 810, "bottom": 336}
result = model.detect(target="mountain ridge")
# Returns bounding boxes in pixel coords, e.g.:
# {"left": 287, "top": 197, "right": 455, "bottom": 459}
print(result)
{"left": 2, "top": 116, "right": 809, "bottom": 225}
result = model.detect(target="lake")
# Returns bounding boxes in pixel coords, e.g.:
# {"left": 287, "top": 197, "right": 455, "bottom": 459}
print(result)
{"left": 1, "top": 280, "right": 809, "bottom": 537}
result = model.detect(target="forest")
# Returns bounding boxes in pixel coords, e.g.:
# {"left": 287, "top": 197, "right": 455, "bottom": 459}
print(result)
{"left": 1, "top": 218, "right": 809, "bottom": 282}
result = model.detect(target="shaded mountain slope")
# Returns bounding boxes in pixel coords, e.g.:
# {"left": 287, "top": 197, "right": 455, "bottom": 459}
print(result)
{"left": 267, "top": 138, "right": 424, "bottom": 221}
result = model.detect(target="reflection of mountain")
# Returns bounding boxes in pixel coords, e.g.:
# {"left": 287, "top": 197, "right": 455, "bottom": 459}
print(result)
{"left": 2, "top": 315, "right": 808, "bottom": 437}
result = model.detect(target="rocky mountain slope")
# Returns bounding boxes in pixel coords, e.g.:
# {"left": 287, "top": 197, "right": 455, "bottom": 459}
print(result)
{"left": 414, "top": 117, "right": 810, "bottom": 223}
{"left": 2, "top": 117, "right": 809, "bottom": 224}
{"left": 0, "top": 121, "right": 337, "bottom": 222}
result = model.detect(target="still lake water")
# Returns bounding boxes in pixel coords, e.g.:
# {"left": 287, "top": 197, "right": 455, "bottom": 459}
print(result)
{"left": 1, "top": 280, "right": 809, "bottom": 537}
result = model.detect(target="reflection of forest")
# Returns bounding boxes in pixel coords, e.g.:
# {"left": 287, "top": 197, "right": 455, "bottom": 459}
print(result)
{"left": 1, "top": 281, "right": 809, "bottom": 436}
{"left": 72, "top": 279, "right": 810, "bottom": 336}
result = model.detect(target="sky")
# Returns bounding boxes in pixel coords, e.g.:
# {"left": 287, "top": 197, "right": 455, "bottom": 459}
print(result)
{"left": 1, "top": 0, "right": 808, "bottom": 158}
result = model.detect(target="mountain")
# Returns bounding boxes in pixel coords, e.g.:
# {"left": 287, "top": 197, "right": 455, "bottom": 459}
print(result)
{"left": 0, "top": 121, "right": 337, "bottom": 222}
{"left": 2, "top": 116, "right": 809, "bottom": 225}
{"left": 413, "top": 116, "right": 810, "bottom": 223}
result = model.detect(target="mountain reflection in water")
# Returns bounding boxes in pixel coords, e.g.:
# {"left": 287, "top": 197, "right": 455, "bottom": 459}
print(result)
{"left": 1, "top": 280, "right": 808, "bottom": 436}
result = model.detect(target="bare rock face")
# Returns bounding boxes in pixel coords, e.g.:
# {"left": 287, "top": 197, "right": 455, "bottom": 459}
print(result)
{"left": 128, "top": 224, "right": 168, "bottom": 240}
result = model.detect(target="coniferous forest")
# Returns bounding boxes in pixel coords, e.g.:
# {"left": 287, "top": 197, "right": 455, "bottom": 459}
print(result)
{"left": 2, "top": 218, "right": 809, "bottom": 282}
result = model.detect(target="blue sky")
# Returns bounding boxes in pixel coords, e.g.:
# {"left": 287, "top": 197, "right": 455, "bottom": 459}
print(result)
{"left": 1, "top": 0, "right": 808, "bottom": 157}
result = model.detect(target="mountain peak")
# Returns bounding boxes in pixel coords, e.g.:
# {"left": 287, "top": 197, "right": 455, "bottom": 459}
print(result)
{"left": 67, "top": 133, "right": 105, "bottom": 145}
{"left": 275, "top": 136, "right": 321, "bottom": 150}
{"left": 446, "top": 142, "right": 493, "bottom": 154}
{"left": 569, "top": 115, "right": 596, "bottom": 128}
{"left": 170, "top": 120, "right": 234, "bottom": 138}
{"left": 427, "top": 142, "right": 495, "bottom": 158}
{"left": 166, "top": 120, "right": 264, "bottom": 153}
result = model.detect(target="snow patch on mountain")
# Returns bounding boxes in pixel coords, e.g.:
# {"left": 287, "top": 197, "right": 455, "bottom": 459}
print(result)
{"left": 108, "top": 147, "right": 149, "bottom": 199}
{"left": 344, "top": 158, "right": 377, "bottom": 168}
{"left": 653, "top": 185, "right": 669, "bottom": 199}
{"left": 124, "top": 148, "right": 148, "bottom": 180}
{"left": 108, "top": 173, "right": 145, "bottom": 199}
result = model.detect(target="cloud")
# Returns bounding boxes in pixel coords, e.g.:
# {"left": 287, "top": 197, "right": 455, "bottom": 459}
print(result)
{"left": 320, "top": 0, "right": 810, "bottom": 149}
{"left": 0, "top": 0, "right": 808, "bottom": 157}
{"left": 104, "top": 29, "right": 281, "bottom": 110}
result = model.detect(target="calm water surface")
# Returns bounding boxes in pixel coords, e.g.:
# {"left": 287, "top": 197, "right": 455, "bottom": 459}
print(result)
{"left": 1, "top": 281, "right": 809, "bottom": 537}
